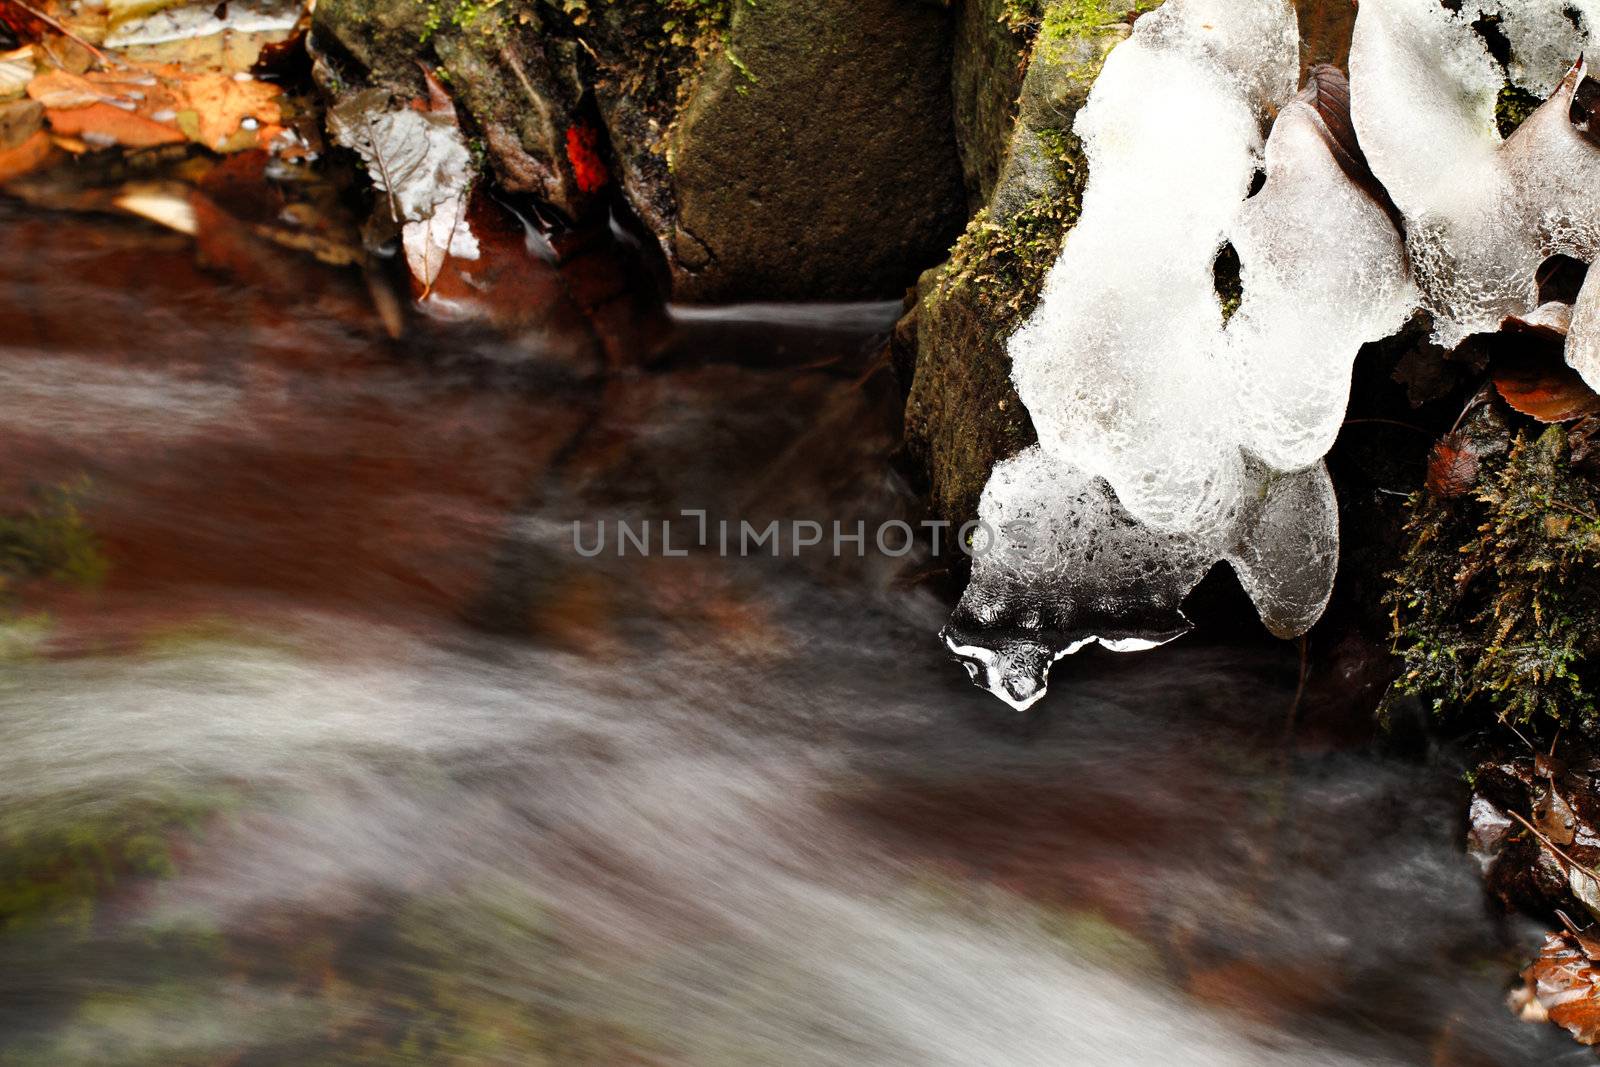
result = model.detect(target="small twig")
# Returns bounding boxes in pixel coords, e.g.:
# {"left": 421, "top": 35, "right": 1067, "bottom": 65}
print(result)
{"left": 1503, "top": 716, "right": 1539, "bottom": 755}
{"left": 1342, "top": 417, "right": 1431, "bottom": 435}
{"left": 1508, "top": 807, "right": 1600, "bottom": 885}
{"left": 9, "top": 0, "right": 111, "bottom": 64}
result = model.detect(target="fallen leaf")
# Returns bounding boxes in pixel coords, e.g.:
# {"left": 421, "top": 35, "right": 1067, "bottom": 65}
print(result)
{"left": 403, "top": 193, "right": 476, "bottom": 291}
{"left": 0, "top": 123, "right": 50, "bottom": 180}
{"left": 1300, "top": 64, "right": 1404, "bottom": 233}
{"left": 565, "top": 122, "right": 608, "bottom": 195}
{"left": 1504, "top": 301, "right": 1574, "bottom": 343}
{"left": 0, "top": 95, "right": 40, "bottom": 148}
{"left": 1539, "top": 786, "right": 1581, "bottom": 847}
{"left": 1522, "top": 932, "right": 1600, "bottom": 1044}
{"left": 25, "top": 69, "right": 100, "bottom": 108}
{"left": 44, "top": 99, "right": 185, "bottom": 147}
{"left": 1494, "top": 350, "right": 1600, "bottom": 422}
{"left": 329, "top": 88, "right": 468, "bottom": 223}
{"left": 1426, "top": 431, "right": 1480, "bottom": 496}
{"left": 0, "top": 43, "right": 31, "bottom": 99}
{"left": 328, "top": 82, "right": 477, "bottom": 293}
{"left": 113, "top": 179, "right": 197, "bottom": 234}
{"left": 172, "top": 69, "right": 279, "bottom": 151}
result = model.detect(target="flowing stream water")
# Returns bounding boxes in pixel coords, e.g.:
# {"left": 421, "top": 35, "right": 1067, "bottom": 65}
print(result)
{"left": 0, "top": 201, "right": 1581, "bottom": 1065}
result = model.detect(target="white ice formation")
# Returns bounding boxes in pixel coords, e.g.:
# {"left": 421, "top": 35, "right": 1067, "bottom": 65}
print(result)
{"left": 1349, "top": 0, "right": 1600, "bottom": 355}
{"left": 945, "top": 446, "right": 1339, "bottom": 711}
{"left": 948, "top": 0, "right": 1417, "bottom": 709}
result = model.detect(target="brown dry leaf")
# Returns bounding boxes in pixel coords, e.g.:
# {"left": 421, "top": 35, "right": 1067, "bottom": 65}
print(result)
{"left": 1426, "top": 431, "right": 1481, "bottom": 497}
{"left": 1301, "top": 63, "right": 1405, "bottom": 233}
{"left": 1494, "top": 350, "right": 1600, "bottom": 422}
{"left": 1521, "top": 932, "right": 1600, "bottom": 1045}
{"left": 1537, "top": 786, "right": 1580, "bottom": 847}
{"left": 0, "top": 95, "right": 40, "bottom": 147}
{"left": 1504, "top": 301, "right": 1574, "bottom": 344}
{"left": 0, "top": 123, "right": 50, "bottom": 180}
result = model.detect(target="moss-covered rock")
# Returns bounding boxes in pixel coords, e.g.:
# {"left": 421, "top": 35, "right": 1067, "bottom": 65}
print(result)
{"left": 313, "top": 0, "right": 968, "bottom": 301}
{"left": 899, "top": 2, "right": 1132, "bottom": 526}
{"left": 951, "top": 0, "right": 1032, "bottom": 213}
{"left": 665, "top": 0, "right": 967, "bottom": 301}
{"left": 1384, "top": 417, "right": 1600, "bottom": 731}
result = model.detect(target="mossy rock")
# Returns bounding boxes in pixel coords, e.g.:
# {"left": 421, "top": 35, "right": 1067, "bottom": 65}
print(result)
{"left": 899, "top": 4, "right": 1130, "bottom": 526}
{"left": 314, "top": 0, "right": 970, "bottom": 301}
{"left": 951, "top": 0, "right": 1032, "bottom": 213}
{"left": 665, "top": 0, "right": 967, "bottom": 301}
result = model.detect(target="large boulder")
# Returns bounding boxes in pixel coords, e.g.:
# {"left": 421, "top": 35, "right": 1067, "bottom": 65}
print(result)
{"left": 665, "top": 0, "right": 967, "bottom": 301}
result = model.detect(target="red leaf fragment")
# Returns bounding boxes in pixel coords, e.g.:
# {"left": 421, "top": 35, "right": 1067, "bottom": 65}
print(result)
{"left": 565, "top": 123, "right": 608, "bottom": 194}
{"left": 1426, "top": 431, "right": 1480, "bottom": 497}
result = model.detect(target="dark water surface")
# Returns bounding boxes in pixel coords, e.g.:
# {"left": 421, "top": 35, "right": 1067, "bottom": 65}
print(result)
{"left": 0, "top": 202, "right": 1579, "bottom": 1065}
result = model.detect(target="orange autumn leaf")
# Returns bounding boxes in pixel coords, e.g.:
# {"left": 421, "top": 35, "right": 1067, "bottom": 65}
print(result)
{"left": 25, "top": 68, "right": 101, "bottom": 108}
{"left": 0, "top": 125, "right": 51, "bottom": 181}
{"left": 1426, "top": 431, "right": 1480, "bottom": 497}
{"left": 172, "top": 70, "right": 279, "bottom": 151}
{"left": 1494, "top": 351, "right": 1600, "bottom": 423}
{"left": 1521, "top": 932, "right": 1600, "bottom": 1045}
{"left": 43, "top": 100, "right": 184, "bottom": 147}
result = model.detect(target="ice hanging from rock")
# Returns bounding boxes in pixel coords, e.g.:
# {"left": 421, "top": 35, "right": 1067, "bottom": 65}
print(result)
{"left": 944, "top": 447, "right": 1339, "bottom": 712}
{"left": 946, "top": 0, "right": 1415, "bottom": 709}
{"left": 1349, "top": 0, "right": 1600, "bottom": 353}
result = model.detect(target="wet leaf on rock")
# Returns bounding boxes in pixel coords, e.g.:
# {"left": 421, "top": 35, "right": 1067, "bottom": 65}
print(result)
{"left": 1521, "top": 932, "right": 1600, "bottom": 1044}
{"left": 1494, "top": 349, "right": 1600, "bottom": 422}
{"left": 1538, "top": 785, "right": 1580, "bottom": 846}
{"left": 327, "top": 78, "right": 477, "bottom": 293}
{"left": 328, "top": 87, "right": 466, "bottom": 226}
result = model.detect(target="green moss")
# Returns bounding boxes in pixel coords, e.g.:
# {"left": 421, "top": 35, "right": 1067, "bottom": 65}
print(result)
{"left": 1496, "top": 82, "right": 1542, "bottom": 139}
{"left": 1003, "top": 0, "right": 1159, "bottom": 43}
{"left": 931, "top": 128, "right": 1086, "bottom": 319}
{"left": 1383, "top": 423, "right": 1600, "bottom": 731}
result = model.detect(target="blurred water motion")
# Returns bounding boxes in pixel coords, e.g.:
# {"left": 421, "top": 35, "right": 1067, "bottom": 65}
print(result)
{"left": 0, "top": 202, "right": 1575, "bottom": 1065}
